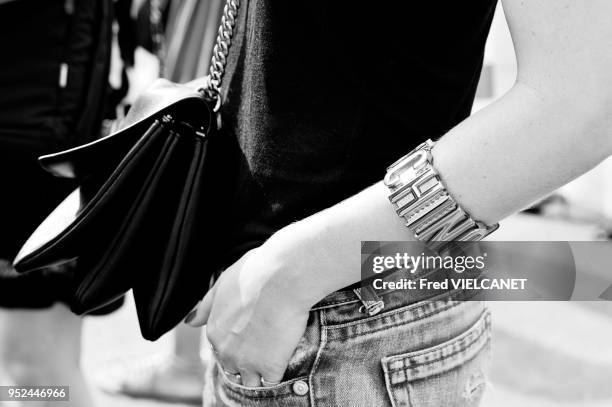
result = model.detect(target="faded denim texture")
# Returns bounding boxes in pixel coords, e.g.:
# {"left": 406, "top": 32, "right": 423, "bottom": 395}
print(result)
{"left": 202, "top": 290, "right": 491, "bottom": 407}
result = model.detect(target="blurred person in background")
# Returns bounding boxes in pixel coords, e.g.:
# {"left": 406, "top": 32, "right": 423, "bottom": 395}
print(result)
{"left": 0, "top": 0, "right": 131, "bottom": 405}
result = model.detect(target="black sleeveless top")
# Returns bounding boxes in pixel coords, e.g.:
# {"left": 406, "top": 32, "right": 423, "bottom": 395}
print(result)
{"left": 220, "top": 1, "right": 497, "bottom": 263}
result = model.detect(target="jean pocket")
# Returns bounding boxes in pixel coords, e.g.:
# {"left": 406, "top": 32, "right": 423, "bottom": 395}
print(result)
{"left": 216, "top": 368, "right": 311, "bottom": 406}
{"left": 381, "top": 309, "right": 491, "bottom": 407}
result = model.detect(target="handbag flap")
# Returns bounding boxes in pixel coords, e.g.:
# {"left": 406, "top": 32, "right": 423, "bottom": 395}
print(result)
{"left": 39, "top": 79, "right": 211, "bottom": 179}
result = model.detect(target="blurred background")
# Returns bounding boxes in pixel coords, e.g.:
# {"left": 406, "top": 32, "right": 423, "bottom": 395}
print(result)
{"left": 13, "top": 1, "right": 611, "bottom": 406}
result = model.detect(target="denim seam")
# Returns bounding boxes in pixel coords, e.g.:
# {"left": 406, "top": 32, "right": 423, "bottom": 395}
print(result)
{"left": 323, "top": 298, "right": 460, "bottom": 335}
{"left": 388, "top": 312, "right": 491, "bottom": 369}
{"left": 323, "top": 291, "right": 469, "bottom": 331}
{"left": 324, "top": 302, "right": 462, "bottom": 341}
{"left": 384, "top": 312, "right": 491, "bottom": 385}
{"left": 388, "top": 335, "right": 492, "bottom": 387}
{"left": 221, "top": 376, "right": 310, "bottom": 400}
{"left": 382, "top": 362, "right": 401, "bottom": 407}
{"left": 379, "top": 307, "right": 489, "bottom": 406}
{"left": 400, "top": 334, "right": 491, "bottom": 373}
{"left": 309, "top": 309, "right": 329, "bottom": 407}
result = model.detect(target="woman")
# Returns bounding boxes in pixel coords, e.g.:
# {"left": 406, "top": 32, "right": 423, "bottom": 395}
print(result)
{"left": 183, "top": 1, "right": 612, "bottom": 406}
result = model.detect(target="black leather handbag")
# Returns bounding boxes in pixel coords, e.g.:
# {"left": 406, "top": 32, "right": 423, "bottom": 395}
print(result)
{"left": 13, "top": 0, "right": 241, "bottom": 341}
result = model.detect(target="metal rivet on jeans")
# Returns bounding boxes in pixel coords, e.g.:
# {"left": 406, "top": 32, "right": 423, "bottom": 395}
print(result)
{"left": 292, "top": 380, "right": 309, "bottom": 396}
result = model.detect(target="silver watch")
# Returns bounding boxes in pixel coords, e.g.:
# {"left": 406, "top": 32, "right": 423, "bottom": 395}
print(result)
{"left": 383, "top": 139, "right": 498, "bottom": 251}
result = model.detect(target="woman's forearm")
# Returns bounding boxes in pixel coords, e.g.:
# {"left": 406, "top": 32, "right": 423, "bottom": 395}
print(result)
{"left": 434, "top": 82, "right": 612, "bottom": 225}
{"left": 267, "top": 181, "right": 410, "bottom": 307}
{"left": 271, "top": 82, "right": 612, "bottom": 308}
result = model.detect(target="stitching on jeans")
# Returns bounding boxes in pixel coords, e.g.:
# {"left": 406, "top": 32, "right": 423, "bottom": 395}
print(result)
{"left": 326, "top": 290, "right": 475, "bottom": 332}
{"left": 323, "top": 294, "right": 463, "bottom": 331}
{"left": 324, "top": 290, "right": 470, "bottom": 330}
{"left": 390, "top": 334, "right": 491, "bottom": 385}
{"left": 324, "top": 301, "right": 462, "bottom": 340}
{"left": 381, "top": 359, "right": 400, "bottom": 407}
{"left": 309, "top": 309, "right": 328, "bottom": 407}
{"left": 390, "top": 311, "right": 491, "bottom": 367}
{"left": 386, "top": 311, "right": 491, "bottom": 374}
{"left": 222, "top": 376, "right": 309, "bottom": 399}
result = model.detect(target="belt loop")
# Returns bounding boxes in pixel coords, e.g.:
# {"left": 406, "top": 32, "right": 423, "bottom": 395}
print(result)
{"left": 353, "top": 286, "right": 385, "bottom": 316}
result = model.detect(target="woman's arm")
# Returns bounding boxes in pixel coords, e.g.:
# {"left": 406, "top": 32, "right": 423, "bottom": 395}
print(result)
{"left": 187, "top": 0, "right": 612, "bottom": 385}
{"left": 264, "top": 0, "right": 612, "bottom": 307}
{"left": 435, "top": 0, "right": 612, "bottom": 225}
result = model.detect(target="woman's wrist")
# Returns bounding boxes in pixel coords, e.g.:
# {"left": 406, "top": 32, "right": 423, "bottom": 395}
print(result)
{"left": 258, "top": 180, "right": 421, "bottom": 311}
{"left": 257, "top": 221, "right": 329, "bottom": 311}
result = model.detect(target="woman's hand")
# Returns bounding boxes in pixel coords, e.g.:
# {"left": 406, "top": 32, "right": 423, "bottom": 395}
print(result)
{"left": 183, "top": 181, "right": 415, "bottom": 386}
{"left": 184, "top": 243, "right": 312, "bottom": 387}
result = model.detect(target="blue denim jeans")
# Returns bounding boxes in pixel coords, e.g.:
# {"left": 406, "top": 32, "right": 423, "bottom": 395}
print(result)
{"left": 202, "top": 289, "right": 491, "bottom": 406}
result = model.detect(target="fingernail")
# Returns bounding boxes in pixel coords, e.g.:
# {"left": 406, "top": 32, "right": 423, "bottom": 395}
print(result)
{"left": 184, "top": 307, "right": 198, "bottom": 324}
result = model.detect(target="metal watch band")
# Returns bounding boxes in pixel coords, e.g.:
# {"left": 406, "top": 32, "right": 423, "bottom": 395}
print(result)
{"left": 383, "top": 139, "right": 499, "bottom": 251}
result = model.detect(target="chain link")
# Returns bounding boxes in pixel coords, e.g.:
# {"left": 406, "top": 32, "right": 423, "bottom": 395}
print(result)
{"left": 202, "top": 0, "right": 241, "bottom": 112}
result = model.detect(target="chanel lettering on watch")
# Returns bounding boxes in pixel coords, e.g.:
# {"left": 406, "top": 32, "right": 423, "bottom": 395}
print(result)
{"left": 383, "top": 139, "right": 498, "bottom": 251}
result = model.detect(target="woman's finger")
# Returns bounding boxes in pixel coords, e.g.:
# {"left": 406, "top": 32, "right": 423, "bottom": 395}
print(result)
{"left": 260, "top": 370, "right": 284, "bottom": 387}
{"left": 213, "top": 356, "right": 243, "bottom": 384}
{"left": 240, "top": 370, "right": 262, "bottom": 388}
{"left": 205, "top": 326, "right": 243, "bottom": 379}
{"left": 184, "top": 278, "right": 218, "bottom": 326}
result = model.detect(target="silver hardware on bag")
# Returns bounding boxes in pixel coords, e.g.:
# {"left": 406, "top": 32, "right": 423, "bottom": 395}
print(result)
{"left": 383, "top": 139, "right": 499, "bottom": 252}
{"left": 201, "top": 0, "right": 241, "bottom": 115}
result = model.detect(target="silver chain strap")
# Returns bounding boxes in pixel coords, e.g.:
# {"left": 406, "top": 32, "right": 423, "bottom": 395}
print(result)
{"left": 202, "top": 0, "right": 241, "bottom": 112}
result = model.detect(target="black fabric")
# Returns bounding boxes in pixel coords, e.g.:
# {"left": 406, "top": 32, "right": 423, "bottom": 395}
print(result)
{"left": 0, "top": 261, "right": 124, "bottom": 314}
{"left": 0, "top": 0, "right": 112, "bottom": 258}
{"left": 220, "top": 1, "right": 497, "bottom": 265}
{"left": 115, "top": 0, "right": 136, "bottom": 67}
{"left": 0, "top": 0, "right": 112, "bottom": 150}
{"left": 0, "top": 0, "right": 72, "bottom": 149}
{"left": 0, "top": 0, "right": 116, "bottom": 314}
{"left": 0, "top": 147, "right": 76, "bottom": 260}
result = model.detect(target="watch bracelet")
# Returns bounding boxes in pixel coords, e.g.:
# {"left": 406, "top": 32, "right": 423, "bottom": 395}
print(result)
{"left": 383, "top": 139, "right": 499, "bottom": 253}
